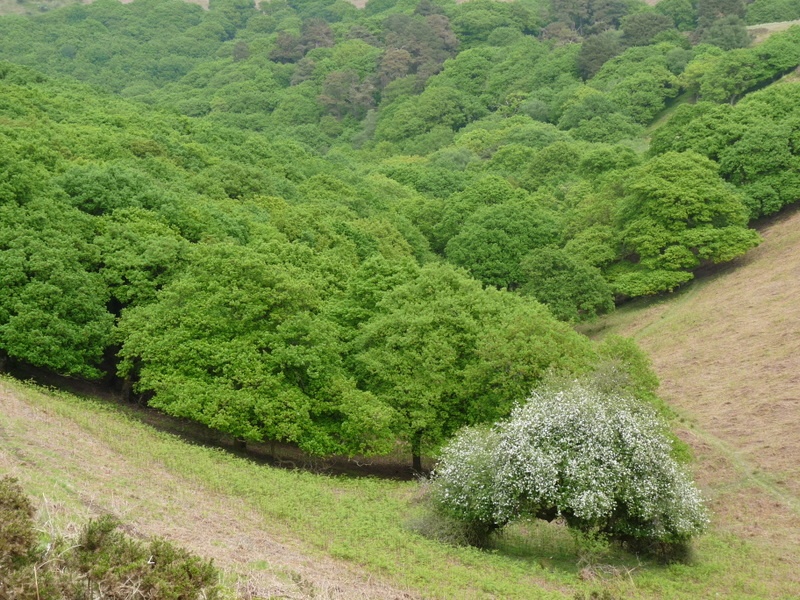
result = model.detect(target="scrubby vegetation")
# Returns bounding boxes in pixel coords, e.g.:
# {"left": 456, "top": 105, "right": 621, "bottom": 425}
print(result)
{"left": 0, "top": 476, "right": 220, "bottom": 600}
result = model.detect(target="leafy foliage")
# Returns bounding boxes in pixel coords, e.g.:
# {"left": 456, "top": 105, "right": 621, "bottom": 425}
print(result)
{"left": 0, "top": 480, "right": 220, "bottom": 600}
{"left": 0, "top": 0, "right": 785, "bottom": 462}
{"left": 612, "top": 151, "right": 760, "bottom": 296}
{"left": 0, "top": 477, "right": 36, "bottom": 571}
{"left": 519, "top": 247, "right": 614, "bottom": 322}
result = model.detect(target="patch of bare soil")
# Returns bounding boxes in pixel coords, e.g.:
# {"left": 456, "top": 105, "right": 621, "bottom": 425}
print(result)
{"left": 0, "top": 385, "right": 416, "bottom": 600}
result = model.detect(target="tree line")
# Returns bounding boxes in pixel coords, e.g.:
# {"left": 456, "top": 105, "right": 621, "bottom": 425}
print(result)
{"left": 1, "top": 0, "right": 799, "bottom": 465}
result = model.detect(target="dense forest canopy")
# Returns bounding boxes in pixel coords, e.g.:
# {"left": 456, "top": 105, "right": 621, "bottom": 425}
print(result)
{"left": 1, "top": 0, "right": 799, "bottom": 463}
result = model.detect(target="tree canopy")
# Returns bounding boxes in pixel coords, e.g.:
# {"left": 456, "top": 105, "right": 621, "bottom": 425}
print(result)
{"left": 0, "top": 0, "right": 790, "bottom": 463}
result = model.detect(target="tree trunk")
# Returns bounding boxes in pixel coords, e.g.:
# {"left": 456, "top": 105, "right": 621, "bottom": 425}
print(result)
{"left": 121, "top": 375, "right": 133, "bottom": 402}
{"left": 411, "top": 431, "right": 422, "bottom": 472}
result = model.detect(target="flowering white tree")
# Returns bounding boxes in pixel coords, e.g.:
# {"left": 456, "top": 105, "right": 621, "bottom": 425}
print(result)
{"left": 430, "top": 381, "right": 708, "bottom": 548}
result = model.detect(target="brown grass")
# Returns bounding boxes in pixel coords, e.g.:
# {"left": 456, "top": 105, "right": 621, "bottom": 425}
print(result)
{"left": 583, "top": 206, "right": 800, "bottom": 584}
{"left": 0, "top": 383, "right": 415, "bottom": 600}
{"left": 599, "top": 208, "right": 800, "bottom": 497}
{"left": 747, "top": 19, "right": 800, "bottom": 44}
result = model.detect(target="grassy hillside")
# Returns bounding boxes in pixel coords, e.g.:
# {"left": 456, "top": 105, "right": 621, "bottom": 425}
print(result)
{"left": 2, "top": 0, "right": 800, "bottom": 596}
{"left": 7, "top": 189, "right": 800, "bottom": 599}
{"left": 2, "top": 348, "right": 800, "bottom": 600}
{"left": 748, "top": 18, "right": 800, "bottom": 43}
{"left": 581, "top": 205, "right": 800, "bottom": 593}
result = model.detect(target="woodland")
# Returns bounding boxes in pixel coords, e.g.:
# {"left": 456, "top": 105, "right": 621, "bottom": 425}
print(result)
{"left": 0, "top": 0, "right": 799, "bottom": 476}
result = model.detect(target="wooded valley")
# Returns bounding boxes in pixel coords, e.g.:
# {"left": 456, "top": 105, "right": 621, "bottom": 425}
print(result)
{"left": 1, "top": 0, "right": 799, "bottom": 596}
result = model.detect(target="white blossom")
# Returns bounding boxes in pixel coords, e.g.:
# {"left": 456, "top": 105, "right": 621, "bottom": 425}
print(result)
{"left": 430, "top": 381, "right": 709, "bottom": 544}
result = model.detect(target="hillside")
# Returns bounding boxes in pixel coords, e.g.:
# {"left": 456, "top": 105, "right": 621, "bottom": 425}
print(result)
{"left": 1, "top": 350, "right": 798, "bottom": 599}
{"left": 0, "top": 379, "right": 415, "bottom": 599}
{"left": 3, "top": 209, "right": 800, "bottom": 598}
{"left": 582, "top": 205, "right": 800, "bottom": 587}
{"left": 2, "top": 0, "right": 800, "bottom": 596}
{"left": 584, "top": 207, "right": 800, "bottom": 501}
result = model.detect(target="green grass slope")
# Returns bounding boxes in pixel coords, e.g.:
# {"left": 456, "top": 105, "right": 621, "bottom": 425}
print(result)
{"left": 2, "top": 366, "right": 799, "bottom": 598}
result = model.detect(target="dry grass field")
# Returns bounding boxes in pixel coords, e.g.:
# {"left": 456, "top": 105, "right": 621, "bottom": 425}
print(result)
{"left": 748, "top": 19, "right": 800, "bottom": 44}
{"left": 0, "top": 382, "right": 416, "bottom": 600}
{"left": 584, "top": 207, "right": 800, "bottom": 501}
{"left": 582, "top": 205, "right": 800, "bottom": 589}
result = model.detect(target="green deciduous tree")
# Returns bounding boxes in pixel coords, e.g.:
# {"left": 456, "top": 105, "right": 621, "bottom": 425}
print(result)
{"left": 118, "top": 242, "right": 393, "bottom": 456}
{"left": 718, "top": 121, "right": 800, "bottom": 218}
{"left": 519, "top": 247, "right": 614, "bottom": 322}
{"left": 445, "top": 200, "right": 561, "bottom": 289}
{"left": 350, "top": 264, "right": 498, "bottom": 469}
{"left": 96, "top": 208, "right": 189, "bottom": 310}
{"left": 656, "top": 0, "right": 697, "bottom": 32}
{"left": 0, "top": 199, "right": 112, "bottom": 379}
{"left": 375, "top": 85, "right": 486, "bottom": 142}
{"left": 612, "top": 151, "right": 760, "bottom": 296}
{"left": 351, "top": 264, "right": 598, "bottom": 469}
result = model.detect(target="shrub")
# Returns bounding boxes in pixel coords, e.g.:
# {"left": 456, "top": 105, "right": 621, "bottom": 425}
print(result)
{"left": 429, "top": 381, "right": 709, "bottom": 551}
{"left": 70, "top": 515, "right": 221, "bottom": 600}
{"left": 0, "top": 476, "right": 36, "bottom": 569}
{"left": 0, "top": 483, "right": 221, "bottom": 600}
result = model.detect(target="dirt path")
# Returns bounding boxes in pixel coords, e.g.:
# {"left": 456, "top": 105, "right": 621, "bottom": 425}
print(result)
{"left": 0, "top": 383, "right": 416, "bottom": 600}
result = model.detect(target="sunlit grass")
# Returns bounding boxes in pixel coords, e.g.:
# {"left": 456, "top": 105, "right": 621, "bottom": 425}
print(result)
{"left": 3, "top": 376, "right": 797, "bottom": 599}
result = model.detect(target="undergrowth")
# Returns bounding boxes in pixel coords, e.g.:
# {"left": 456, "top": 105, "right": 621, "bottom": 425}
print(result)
{"left": 0, "top": 476, "right": 220, "bottom": 600}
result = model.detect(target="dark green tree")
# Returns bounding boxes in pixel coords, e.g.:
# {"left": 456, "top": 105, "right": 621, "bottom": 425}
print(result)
{"left": 445, "top": 200, "right": 561, "bottom": 289}
{"left": 700, "top": 15, "right": 751, "bottom": 50}
{"left": 621, "top": 12, "right": 675, "bottom": 47}
{"left": 578, "top": 31, "right": 624, "bottom": 79}
{"left": 519, "top": 247, "right": 614, "bottom": 322}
